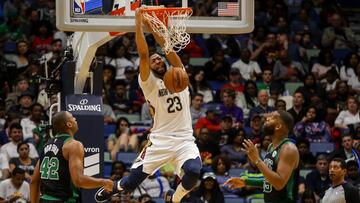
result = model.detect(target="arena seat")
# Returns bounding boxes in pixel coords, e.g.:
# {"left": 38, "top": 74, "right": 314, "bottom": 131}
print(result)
{"left": 225, "top": 197, "right": 245, "bottom": 203}
{"left": 103, "top": 163, "right": 112, "bottom": 178}
{"left": 116, "top": 152, "right": 139, "bottom": 166}
{"left": 104, "top": 124, "right": 116, "bottom": 139}
{"left": 152, "top": 197, "right": 165, "bottom": 203}
{"left": 189, "top": 57, "right": 210, "bottom": 66}
{"left": 309, "top": 142, "right": 335, "bottom": 156}
{"left": 228, "top": 168, "right": 246, "bottom": 177}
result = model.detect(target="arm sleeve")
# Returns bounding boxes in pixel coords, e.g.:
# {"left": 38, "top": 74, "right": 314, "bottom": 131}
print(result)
{"left": 344, "top": 183, "right": 360, "bottom": 203}
{"left": 334, "top": 111, "right": 345, "bottom": 125}
{"left": 243, "top": 177, "right": 264, "bottom": 187}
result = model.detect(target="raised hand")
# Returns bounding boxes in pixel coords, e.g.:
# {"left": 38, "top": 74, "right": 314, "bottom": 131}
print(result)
{"left": 242, "top": 139, "right": 261, "bottom": 164}
{"left": 223, "top": 177, "right": 246, "bottom": 189}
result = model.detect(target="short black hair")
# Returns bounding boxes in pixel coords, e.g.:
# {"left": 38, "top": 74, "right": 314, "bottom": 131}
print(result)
{"left": 17, "top": 141, "right": 29, "bottom": 152}
{"left": 12, "top": 167, "right": 25, "bottom": 176}
{"left": 9, "top": 123, "right": 22, "bottom": 132}
{"left": 347, "top": 160, "right": 359, "bottom": 169}
{"left": 331, "top": 157, "right": 346, "bottom": 169}
{"left": 51, "top": 38, "right": 62, "bottom": 45}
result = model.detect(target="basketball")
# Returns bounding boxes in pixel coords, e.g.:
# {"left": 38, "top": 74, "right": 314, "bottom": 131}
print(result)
{"left": 163, "top": 67, "right": 189, "bottom": 93}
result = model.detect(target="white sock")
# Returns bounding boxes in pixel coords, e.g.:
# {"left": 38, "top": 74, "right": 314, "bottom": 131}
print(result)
{"left": 172, "top": 183, "right": 190, "bottom": 203}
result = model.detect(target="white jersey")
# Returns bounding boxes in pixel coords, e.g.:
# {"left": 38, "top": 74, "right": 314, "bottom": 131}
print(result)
{"left": 139, "top": 70, "right": 194, "bottom": 143}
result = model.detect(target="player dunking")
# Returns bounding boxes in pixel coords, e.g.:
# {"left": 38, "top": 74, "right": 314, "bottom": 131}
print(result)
{"left": 95, "top": 8, "right": 202, "bottom": 203}
{"left": 225, "top": 110, "right": 299, "bottom": 203}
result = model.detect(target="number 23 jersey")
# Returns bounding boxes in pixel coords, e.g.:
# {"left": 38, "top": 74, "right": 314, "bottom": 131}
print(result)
{"left": 139, "top": 70, "right": 194, "bottom": 142}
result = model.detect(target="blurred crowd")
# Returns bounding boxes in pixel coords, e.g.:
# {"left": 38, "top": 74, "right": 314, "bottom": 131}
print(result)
{"left": 0, "top": 0, "right": 360, "bottom": 202}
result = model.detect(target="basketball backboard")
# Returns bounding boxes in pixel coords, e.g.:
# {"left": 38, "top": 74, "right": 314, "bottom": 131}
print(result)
{"left": 56, "top": 0, "right": 254, "bottom": 34}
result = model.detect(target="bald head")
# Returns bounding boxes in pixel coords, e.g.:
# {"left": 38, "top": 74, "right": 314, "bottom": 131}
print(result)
{"left": 52, "top": 111, "right": 70, "bottom": 134}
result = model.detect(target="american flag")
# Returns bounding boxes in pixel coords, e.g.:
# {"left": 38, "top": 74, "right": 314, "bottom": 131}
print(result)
{"left": 218, "top": 2, "right": 239, "bottom": 17}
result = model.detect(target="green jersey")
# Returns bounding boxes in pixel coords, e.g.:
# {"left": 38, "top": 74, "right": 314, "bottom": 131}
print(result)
{"left": 263, "top": 138, "right": 299, "bottom": 203}
{"left": 40, "top": 134, "right": 79, "bottom": 202}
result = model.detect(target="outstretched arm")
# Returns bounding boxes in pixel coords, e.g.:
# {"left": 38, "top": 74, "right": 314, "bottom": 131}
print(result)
{"left": 143, "top": 15, "right": 183, "bottom": 68}
{"left": 136, "top": 9, "right": 150, "bottom": 81}
{"left": 65, "top": 140, "right": 113, "bottom": 190}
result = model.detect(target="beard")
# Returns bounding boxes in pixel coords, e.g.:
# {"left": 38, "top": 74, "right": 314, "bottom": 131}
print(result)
{"left": 263, "top": 123, "right": 275, "bottom": 136}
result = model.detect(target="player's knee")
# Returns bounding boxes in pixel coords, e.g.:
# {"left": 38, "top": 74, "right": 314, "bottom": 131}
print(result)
{"left": 181, "top": 157, "right": 201, "bottom": 190}
{"left": 120, "top": 166, "right": 148, "bottom": 192}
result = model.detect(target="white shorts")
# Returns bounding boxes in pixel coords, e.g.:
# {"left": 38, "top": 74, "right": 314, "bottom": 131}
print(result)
{"left": 131, "top": 138, "right": 200, "bottom": 177}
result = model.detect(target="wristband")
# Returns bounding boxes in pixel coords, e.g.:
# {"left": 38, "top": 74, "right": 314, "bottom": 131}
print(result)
{"left": 254, "top": 159, "right": 261, "bottom": 166}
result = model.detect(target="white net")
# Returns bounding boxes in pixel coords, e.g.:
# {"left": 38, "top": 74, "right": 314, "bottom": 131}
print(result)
{"left": 142, "top": 8, "right": 192, "bottom": 55}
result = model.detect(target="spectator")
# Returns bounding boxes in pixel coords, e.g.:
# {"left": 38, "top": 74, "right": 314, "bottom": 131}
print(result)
{"left": 212, "top": 116, "right": 237, "bottom": 147}
{"left": 203, "top": 49, "right": 230, "bottom": 81}
{"left": 231, "top": 49, "right": 261, "bottom": 81}
{"left": 293, "top": 106, "right": 331, "bottom": 142}
{"left": 297, "top": 139, "right": 316, "bottom": 169}
{"left": 274, "top": 99, "right": 287, "bottom": 111}
{"left": 109, "top": 79, "right": 131, "bottom": 114}
{"left": 194, "top": 108, "right": 221, "bottom": 137}
{"left": 221, "top": 68, "right": 244, "bottom": 100}
{"left": 259, "top": 135, "right": 272, "bottom": 160}
{"left": 245, "top": 114, "right": 263, "bottom": 144}
{"left": 268, "top": 81, "right": 293, "bottom": 110}
{"left": 110, "top": 161, "right": 129, "bottom": 181}
{"left": 346, "top": 160, "right": 360, "bottom": 189}
{"left": 237, "top": 81, "right": 258, "bottom": 120}
{"left": 290, "top": 8, "right": 321, "bottom": 43}
{"left": 301, "top": 188, "right": 316, "bottom": 203}
{"left": 311, "top": 49, "right": 338, "bottom": 83}
{"left": 256, "top": 69, "right": 273, "bottom": 92}
{"left": 31, "top": 20, "right": 53, "bottom": 54}
{"left": 219, "top": 88, "right": 244, "bottom": 127}
{"left": 0, "top": 112, "right": 19, "bottom": 147}
{"left": 0, "top": 167, "right": 30, "bottom": 203}
{"left": 0, "top": 123, "right": 38, "bottom": 163}
{"left": 102, "top": 89, "right": 116, "bottom": 124}
{"left": 194, "top": 172, "right": 225, "bottom": 203}
{"left": 305, "top": 154, "right": 331, "bottom": 200}
{"left": 108, "top": 117, "right": 138, "bottom": 160}
{"left": 321, "top": 13, "right": 358, "bottom": 50}
{"left": 330, "top": 134, "right": 360, "bottom": 164}
{"left": 189, "top": 68, "right": 214, "bottom": 103}
{"left": 250, "top": 32, "right": 279, "bottom": 70}
{"left": 248, "top": 90, "right": 275, "bottom": 125}
{"left": 9, "top": 142, "right": 37, "bottom": 182}
{"left": 105, "top": 43, "right": 135, "bottom": 80}
{"left": 4, "top": 39, "right": 30, "bottom": 70}
{"left": 347, "top": 65, "right": 360, "bottom": 95}
{"left": 211, "top": 155, "right": 237, "bottom": 196}
{"left": 190, "top": 93, "right": 205, "bottom": 127}
{"left": 333, "top": 81, "right": 350, "bottom": 111}
{"left": 43, "top": 38, "right": 63, "bottom": 74}
{"left": 322, "top": 69, "right": 339, "bottom": 92}
{"left": 296, "top": 73, "right": 326, "bottom": 105}
{"left": 5, "top": 75, "right": 30, "bottom": 112}
{"left": 220, "top": 128, "right": 247, "bottom": 168}
{"left": 196, "top": 127, "right": 220, "bottom": 166}
{"left": 339, "top": 52, "right": 359, "bottom": 82}
{"left": 7, "top": 91, "right": 34, "bottom": 118}
{"left": 334, "top": 96, "right": 360, "bottom": 132}
{"left": 20, "top": 103, "right": 44, "bottom": 142}
{"left": 102, "top": 64, "right": 116, "bottom": 96}
{"left": 273, "top": 49, "right": 306, "bottom": 82}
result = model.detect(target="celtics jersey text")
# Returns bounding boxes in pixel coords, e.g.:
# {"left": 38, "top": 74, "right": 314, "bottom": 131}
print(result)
{"left": 40, "top": 134, "right": 78, "bottom": 202}
{"left": 263, "top": 138, "right": 299, "bottom": 203}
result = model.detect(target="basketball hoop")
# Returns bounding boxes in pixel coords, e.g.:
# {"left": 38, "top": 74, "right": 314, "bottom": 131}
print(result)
{"left": 141, "top": 7, "right": 193, "bottom": 54}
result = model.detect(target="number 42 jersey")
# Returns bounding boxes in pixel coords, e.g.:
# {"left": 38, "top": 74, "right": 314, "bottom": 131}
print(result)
{"left": 40, "top": 134, "right": 78, "bottom": 202}
{"left": 139, "top": 70, "right": 194, "bottom": 143}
